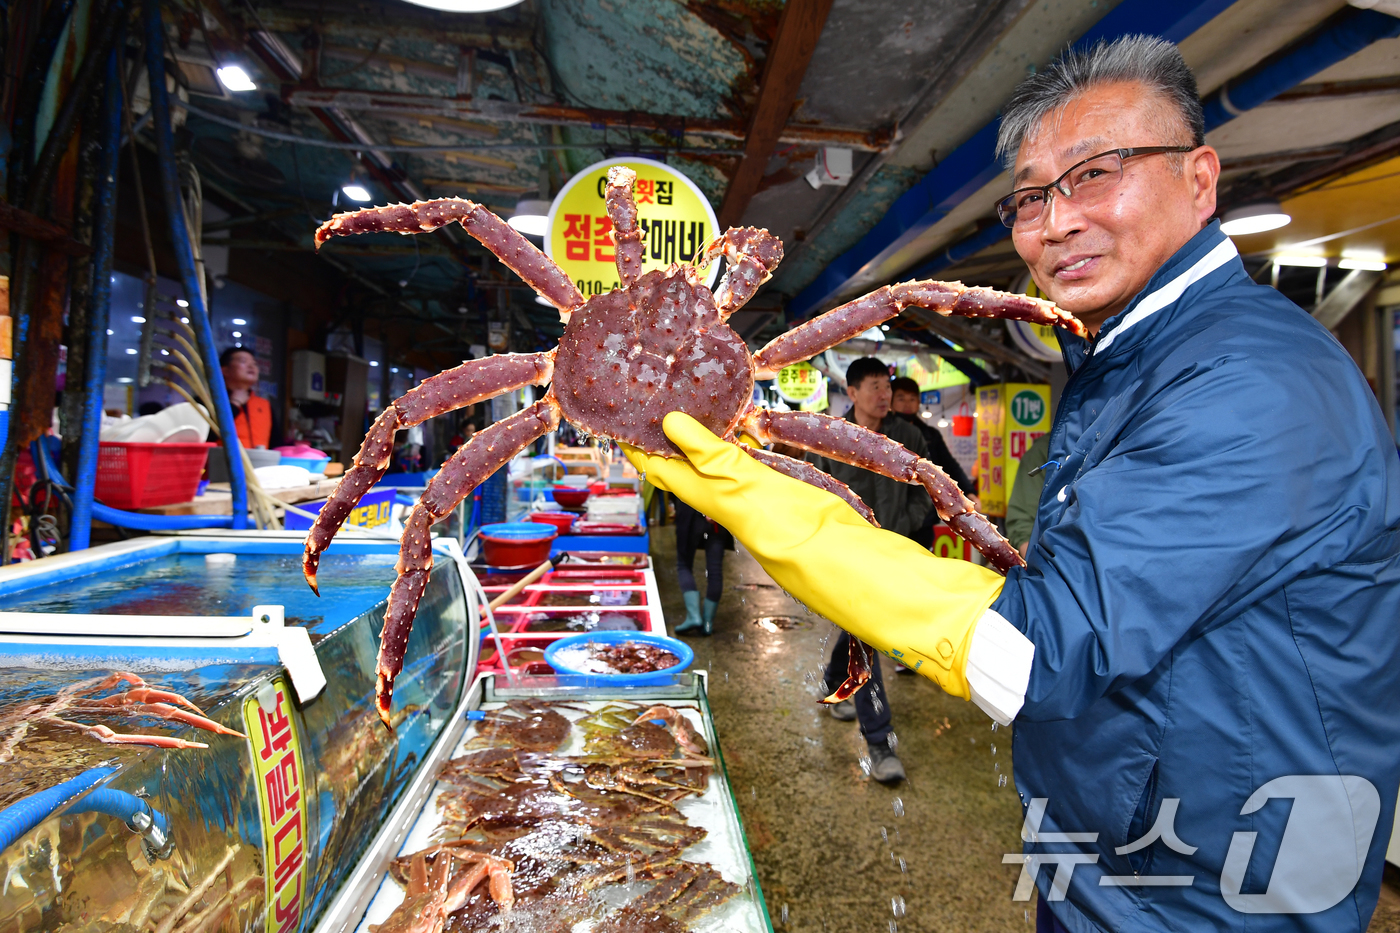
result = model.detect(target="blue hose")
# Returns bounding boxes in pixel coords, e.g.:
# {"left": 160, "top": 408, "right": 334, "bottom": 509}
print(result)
{"left": 90, "top": 503, "right": 235, "bottom": 531}
{"left": 0, "top": 768, "right": 112, "bottom": 851}
{"left": 0, "top": 767, "right": 170, "bottom": 854}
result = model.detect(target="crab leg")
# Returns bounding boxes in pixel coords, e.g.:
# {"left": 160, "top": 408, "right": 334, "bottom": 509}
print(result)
{"left": 701, "top": 228, "right": 784, "bottom": 315}
{"left": 70, "top": 701, "right": 246, "bottom": 737}
{"left": 742, "top": 408, "right": 1025, "bottom": 574}
{"left": 316, "top": 199, "right": 585, "bottom": 318}
{"left": 376, "top": 399, "right": 562, "bottom": 728}
{"left": 738, "top": 446, "right": 876, "bottom": 526}
{"left": 84, "top": 685, "right": 209, "bottom": 716}
{"left": 49, "top": 718, "right": 210, "bottom": 750}
{"left": 752, "top": 280, "right": 1086, "bottom": 379}
{"left": 605, "top": 166, "right": 645, "bottom": 288}
{"left": 303, "top": 352, "right": 555, "bottom": 594}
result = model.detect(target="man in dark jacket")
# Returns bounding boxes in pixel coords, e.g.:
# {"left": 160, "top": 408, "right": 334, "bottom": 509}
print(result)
{"left": 628, "top": 34, "right": 1400, "bottom": 933}
{"left": 807, "top": 357, "right": 931, "bottom": 784}
{"left": 891, "top": 375, "right": 973, "bottom": 548}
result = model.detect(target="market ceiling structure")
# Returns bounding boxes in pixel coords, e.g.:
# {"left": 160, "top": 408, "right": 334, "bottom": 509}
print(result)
{"left": 154, "top": 0, "right": 1400, "bottom": 372}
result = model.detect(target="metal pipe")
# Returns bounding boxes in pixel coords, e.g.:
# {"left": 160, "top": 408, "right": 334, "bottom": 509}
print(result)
{"left": 69, "top": 45, "right": 124, "bottom": 551}
{"left": 143, "top": 0, "right": 248, "bottom": 529}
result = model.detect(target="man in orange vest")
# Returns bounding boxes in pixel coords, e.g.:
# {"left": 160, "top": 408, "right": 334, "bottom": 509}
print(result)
{"left": 219, "top": 346, "right": 274, "bottom": 449}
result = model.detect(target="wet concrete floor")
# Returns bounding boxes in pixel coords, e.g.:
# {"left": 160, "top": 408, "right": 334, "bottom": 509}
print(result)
{"left": 649, "top": 525, "right": 1400, "bottom": 933}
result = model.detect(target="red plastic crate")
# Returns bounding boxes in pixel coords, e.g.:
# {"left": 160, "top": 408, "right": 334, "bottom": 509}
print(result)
{"left": 95, "top": 442, "right": 217, "bottom": 509}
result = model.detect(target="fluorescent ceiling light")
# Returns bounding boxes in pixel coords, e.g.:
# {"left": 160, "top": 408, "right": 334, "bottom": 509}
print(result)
{"left": 131, "top": 315, "right": 146, "bottom": 323}
{"left": 1338, "top": 258, "right": 1387, "bottom": 271}
{"left": 370, "top": 361, "right": 380, "bottom": 367}
{"left": 176, "top": 299, "right": 189, "bottom": 308}
{"left": 216, "top": 65, "right": 257, "bottom": 93}
{"left": 117, "top": 377, "right": 133, "bottom": 384}
{"left": 1220, "top": 200, "right": 1291, "bottom": 237}
{"left": 342, "top": 184, "right": 372, "bottom": 203}
{"left": 535, "top": 295, "right": 555, "bottom": 307}
{"left": 231, "top": 331, "right": 242, "bottom": 338}
{"left": 390, "top": 367, "right": 399, "bottom": 373}
{"left": 125, "top": 348, "right": 138, "bottom": 355}
{"left": 508, "top": 199, "right": 552, "bottom": 237}
{"left": 232, "top": 318, "right": 247, "bottom": 325}
{"left": 1274, "top": 255, "right": 1328, "bottom": 267}
{"left": 396, "top": 0, "right": 523, "bottom": 11}
{"left": 106, "top": 329, "right": 114, "bottom": 335}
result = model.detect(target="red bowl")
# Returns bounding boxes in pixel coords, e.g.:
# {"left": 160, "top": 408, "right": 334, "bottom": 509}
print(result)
{"left": 529, "top": 511, "right": 576, "bottom": 534}
{"left": 479, "top": 525, "right": 557, "bottom": 569}
{"left": 553, "top": 486, "right": 591, "bottom": 508}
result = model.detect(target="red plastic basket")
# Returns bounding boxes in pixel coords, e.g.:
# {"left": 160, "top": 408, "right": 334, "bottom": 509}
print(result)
{"left": 95, "top": 442, "right": 217, "bottom": 509}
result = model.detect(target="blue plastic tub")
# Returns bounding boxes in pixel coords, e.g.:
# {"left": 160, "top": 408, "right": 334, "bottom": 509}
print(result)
{"left": 280, "top": 455, "right": 331, "bottom": 473}
{"left": 544, "top": 631, "right": 693, "bottom": 686}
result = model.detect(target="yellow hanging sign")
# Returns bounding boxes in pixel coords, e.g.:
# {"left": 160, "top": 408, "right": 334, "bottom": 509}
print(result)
{"left": 244, "top": 678, "right": 308, "bottom": 933}
{"left": 775, "top": 361, "right": 824, "bottom": 404}
{"left": 545, "top": 157, "right": 720, "bottom": 299}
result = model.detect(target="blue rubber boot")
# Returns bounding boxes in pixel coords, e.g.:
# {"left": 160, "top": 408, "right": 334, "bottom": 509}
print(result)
{"left": 701, "top": 598, "right": 719, "bottom": 636}
{"left": 675, "top": 591, "right": 703, "bottom": 633}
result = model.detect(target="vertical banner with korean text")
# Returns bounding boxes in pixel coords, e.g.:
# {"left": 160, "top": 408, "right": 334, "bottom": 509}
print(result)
{"left": 245, "top": 678, "right": 308, "bottom": 933}
{"left": 545, "top": 157, "right": 720, "bottom": 297}
{"left": 976, "top": 383, "right": 1051, "bottom": 516}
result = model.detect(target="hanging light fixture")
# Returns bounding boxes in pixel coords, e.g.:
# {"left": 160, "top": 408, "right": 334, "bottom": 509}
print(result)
{"left": 341, "top": 181, "right": 372, "bottom": 203}
{"left": 397, "top": 0, "right": 523, "bottom": 12}
{"left": 216, "top": 64, "right": 257, "bottom": 92}
{"left": 508, "top": 199, "right": 552, "bottom": 237}
{"left": 1338, "top": 256, "right": 1387, "bottom": 271}
{"left": 1220, "top": 199, "right": 1291, "bottom": 236}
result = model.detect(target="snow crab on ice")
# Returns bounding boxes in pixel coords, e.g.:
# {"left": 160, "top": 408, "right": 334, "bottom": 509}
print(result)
{"left": 302, "top": 166, "right": 1088, "bottom": 726}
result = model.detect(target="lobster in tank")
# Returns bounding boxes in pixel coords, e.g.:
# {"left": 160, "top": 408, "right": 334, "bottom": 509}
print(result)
{"left": 302, "top": 166, "right": 1087, "bottom": 727}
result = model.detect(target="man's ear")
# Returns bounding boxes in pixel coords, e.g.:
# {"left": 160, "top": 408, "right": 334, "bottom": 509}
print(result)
{"left": 1191, "top": 146, "right": 1221, "bottom": 225}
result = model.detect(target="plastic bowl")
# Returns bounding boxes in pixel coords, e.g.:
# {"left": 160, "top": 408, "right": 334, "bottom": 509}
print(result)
{"left": 280, "top": 455, "right": 331, "bottom": 474}
{"left": 544, "top": 631, "right": 694, "bottom": 686}
{"left": 552, "top": 486, "right": 591, "bottom": 508}
{"left": 479, "top": 522, "right": 557, "bottom": 569}
{"left": 529, "top": 511, "right": 576, "bottom": 534}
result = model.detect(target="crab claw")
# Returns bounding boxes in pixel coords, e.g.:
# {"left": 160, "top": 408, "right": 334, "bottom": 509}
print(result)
{"left": 304, "top": 554, "right": 321, "bottom": 597}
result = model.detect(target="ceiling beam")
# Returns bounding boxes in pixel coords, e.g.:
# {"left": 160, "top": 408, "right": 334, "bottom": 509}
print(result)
{"left": 1314, "top": 269, "right": 1382, "bottom": 330}
{"left": 785, "top": 0, "right": 1241, "bottom": 321}
{"left": 716, "top": 0, "right": 834, "bottom": 228}
{"left": 281, "top": 85, "right": 891, "bottom": 152}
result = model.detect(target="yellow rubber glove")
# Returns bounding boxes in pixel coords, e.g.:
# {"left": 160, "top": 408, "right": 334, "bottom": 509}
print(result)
{"left": 626, "top": 412, "right": 1006, "bottom": 700}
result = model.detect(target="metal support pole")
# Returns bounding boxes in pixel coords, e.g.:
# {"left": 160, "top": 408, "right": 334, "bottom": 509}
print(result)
{"left": 69, "top": 45, "right": 124, "bottom": 550}
{"left": 142, "top": 0, "right": 248, "bottom": 528}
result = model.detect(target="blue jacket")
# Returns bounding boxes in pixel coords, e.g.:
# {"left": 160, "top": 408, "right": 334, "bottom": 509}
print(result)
{"left": 992, "top": 222, "right": 1400, "bottom": 932}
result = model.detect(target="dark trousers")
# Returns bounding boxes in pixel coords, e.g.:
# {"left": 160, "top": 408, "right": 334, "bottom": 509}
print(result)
{"left": 824, "top": 632, "right": 892, "bottom": 746}
{"left": 677, "top": 528, "right": 725, "bottom": 601}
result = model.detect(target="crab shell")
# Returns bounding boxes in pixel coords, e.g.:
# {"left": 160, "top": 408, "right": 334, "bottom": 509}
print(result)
{"left": 552, "top": 265, "right": 753, "bottom": 458}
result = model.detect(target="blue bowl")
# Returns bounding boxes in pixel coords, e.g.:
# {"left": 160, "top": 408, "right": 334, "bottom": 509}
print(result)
{"left": 281, "top": 455, "right": 331, "bottom": 474}
{"left": 544, "top": 631, "right": 694, "bottom": 686}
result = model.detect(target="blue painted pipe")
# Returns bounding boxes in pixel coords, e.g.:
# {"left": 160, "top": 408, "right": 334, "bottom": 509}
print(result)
{"left": 1202, "top": 8, "right": 1400, "bottom": 132}
{"left": 91, "top": 503, "right": 235, "bottom": 531}
{"left": 69, "top": 46, "right": 124, "bottom": 551}
{"left": 142, "top": 0, "right": 248, "bottom": 529}
{"left": 72, "top": 788, "right": 170, "bottom": 836}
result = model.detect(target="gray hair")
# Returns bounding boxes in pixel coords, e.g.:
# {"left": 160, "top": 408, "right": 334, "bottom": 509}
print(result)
{"left": 995, "top": 35, "right": 1204, "bottom": 170}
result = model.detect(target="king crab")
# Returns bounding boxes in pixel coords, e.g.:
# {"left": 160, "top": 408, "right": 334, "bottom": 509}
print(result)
{"left": 303, "top": 166, "right": 1087, "bottom": 727}
{"left": 0, "top": 672, "right": 244, "bottom": 762}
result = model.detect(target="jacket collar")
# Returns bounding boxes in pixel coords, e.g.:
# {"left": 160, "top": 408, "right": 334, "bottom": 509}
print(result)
{"left": 1056, "top": 221, "right": 1239, "bottom": 371}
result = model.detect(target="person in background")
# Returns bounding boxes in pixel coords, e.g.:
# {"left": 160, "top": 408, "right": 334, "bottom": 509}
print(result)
{"left": 672, "top": 496, "right": 731, "bottom": 635}
{"left": 218, "top": 346, "right": 276, "bottom": 449}
{"left": 890, "top": 376, "right": 974, "bottom": 550}
{"left": 1005, "top": 433, "right": 1050, "bottom": 557}
{"left": 806, "top": 357, "right": 930, "bottom": 784}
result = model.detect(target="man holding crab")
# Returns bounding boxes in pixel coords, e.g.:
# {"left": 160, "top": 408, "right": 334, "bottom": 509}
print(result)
{"left": 629, "top": 35, "right": 1400, "bottom": 933}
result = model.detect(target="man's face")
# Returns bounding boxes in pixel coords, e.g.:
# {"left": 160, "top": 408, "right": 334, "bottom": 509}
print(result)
{"left": 223, "top": 351, "right": 259, "bottom": 389}
{"left": 849, "top": 374, "right": 891, "bottom": 423}
{"left": 891, "top": 389, "right": 920, "bottom": 416}
{"left": 1010, "top": 82, "right": 1220, "bottom": 333}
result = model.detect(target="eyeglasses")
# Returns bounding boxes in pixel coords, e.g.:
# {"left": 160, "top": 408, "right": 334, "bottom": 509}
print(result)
{"left": 995, "top": 146, "right": 1196, "bottom": 229}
